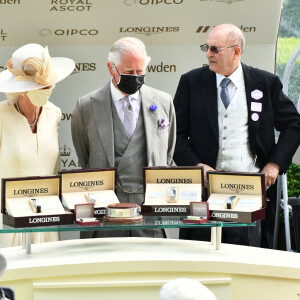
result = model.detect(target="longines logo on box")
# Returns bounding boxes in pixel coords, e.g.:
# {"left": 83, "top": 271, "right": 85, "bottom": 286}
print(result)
{"left": 200, "top": 0, "right": 244, "bottom": 4}
{"left": 119, "top": 26, "right": 179, "bottom": 36}
{"left": 156, "top": 178, "right": 192, "bottom": 183}
{"left": 13, "top": 188, "right": 48, "bottom": 196}
{"left": 211, "top": 212, "right": 238, "bottom": 219}
{"left": 0, "top": 29, "right": 8, "bottom": 41}
{"left": 50, "top": 0, "right": 93, "bottom": 12}
{"left": 29, "top": 216, "right": 60, "bottom": 224}
{"left": 124, "top": 0, "right": 183, "bottom": 5}
{"left": 196, "top": 25, "right": 256, "bottom": 33}
{"left": 220, "top": 183, "right": 254, "bottom": 194}
{"left": 154, "top": 207, "right": 187, "bottom": 213}
{"left": 72, "top": 62, "right": 96, "bottom": 74}
{"left": 0, "top": 0, "right": 20, "bottom": 4}
{"left": 39, "top": 28, "right": 99, "bottom": 36}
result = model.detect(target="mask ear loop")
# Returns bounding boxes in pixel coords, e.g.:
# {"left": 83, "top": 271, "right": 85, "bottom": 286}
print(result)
{"left": 113, "top": 64, "right": 121, "bottom": 85}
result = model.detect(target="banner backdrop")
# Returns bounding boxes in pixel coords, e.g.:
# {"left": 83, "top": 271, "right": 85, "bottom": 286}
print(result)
{"left": 0, "top": 0, "right": 283, "bottom": 169}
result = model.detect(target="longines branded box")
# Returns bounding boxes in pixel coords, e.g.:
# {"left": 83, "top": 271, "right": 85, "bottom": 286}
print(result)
{"left": 59, "top": 168, "right": 119, "bottom": 217}
{"left": 183, "top": 202, "right": 210, "bottom": 224}
{"left": 1, "top": 176, "right": 73, "bottom": 228}
{"left": 142, "top": 166, "right": 204, "bottom": 216}
{"left": 207, "top": 171, "right": 266, "bottom": 222}
{"left": 74, "top": 203, "right": 101, "bottom": 226}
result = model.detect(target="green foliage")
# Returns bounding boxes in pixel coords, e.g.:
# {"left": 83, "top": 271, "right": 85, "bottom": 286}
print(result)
{"left": 276, "top": 38, "right": 300, "bottom": 108}
{"left": 279, "top": 0, "right": 300, "bottom": 38}
{"left": 272, "top": 0, "right": 299, "bottom": 251}
{"left": 286, "top": 163, "right": 300, "bottom": 197}
{"left": 276, "top": 38, "right": 300, "bottom": 65}
{"left": 276, "top": 5, "right": 300, "bottom": 198}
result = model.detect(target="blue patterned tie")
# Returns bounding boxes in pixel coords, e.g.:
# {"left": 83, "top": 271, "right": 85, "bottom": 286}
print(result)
{"left": 220, "top": 77, "right": 231, "bottom": 109}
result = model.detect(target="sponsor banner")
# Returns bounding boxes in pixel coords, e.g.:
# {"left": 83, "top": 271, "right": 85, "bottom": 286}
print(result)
{"left": 0, "top": 0, "right": 282, "bottom": 45}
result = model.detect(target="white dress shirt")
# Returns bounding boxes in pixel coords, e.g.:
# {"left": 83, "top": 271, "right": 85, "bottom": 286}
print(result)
{"left": 110, "top": 80, "right": 141, "bottom": 126}
{"left": 216, "top": 63, "right": 243, "bottom": 101}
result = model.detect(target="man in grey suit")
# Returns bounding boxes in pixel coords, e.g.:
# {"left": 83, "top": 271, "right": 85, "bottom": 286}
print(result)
{"left": 71, "top": 37, "right": 176, "bottom": 238}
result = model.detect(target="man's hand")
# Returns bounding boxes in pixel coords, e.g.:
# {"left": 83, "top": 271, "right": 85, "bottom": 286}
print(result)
{"left": 261, "top": 162, "right": 280, "bottom": 186}
{"left": 196, "top": 163, "right": 215, "bottom": 188}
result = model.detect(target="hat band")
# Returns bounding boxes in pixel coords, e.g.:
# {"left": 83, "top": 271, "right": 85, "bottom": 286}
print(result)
{"left": 6, "top": 46, "right": 57, "bottom": 86}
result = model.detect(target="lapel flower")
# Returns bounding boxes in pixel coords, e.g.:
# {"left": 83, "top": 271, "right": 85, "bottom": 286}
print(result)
{"left": 158, "top": 118, "right": 169, "bottom": 130}
{"left": 149, "top": 105, "right": 157, "bottom": 111}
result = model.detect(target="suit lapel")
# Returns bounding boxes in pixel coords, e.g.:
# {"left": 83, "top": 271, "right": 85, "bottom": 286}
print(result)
{"left": 140, "top": 85, "right": 159, "bottom": 164}
{"left": 201, "top": 69, "right": 219, "bottom": 144}
{"left": 91, "top": 83, "right": 114, "bottom": 167}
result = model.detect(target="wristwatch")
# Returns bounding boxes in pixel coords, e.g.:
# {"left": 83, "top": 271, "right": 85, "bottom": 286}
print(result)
{"left": 225, "top": 195, "right": 237, "bottom": 209}
{"left": 86, "top": 193, "right": 97, "bottom": 205}
{"left": 29, "top": 198, "right": 42, "bottom": 213}
{"left": 168, "top": 187, "right": 178, "bottom": 203}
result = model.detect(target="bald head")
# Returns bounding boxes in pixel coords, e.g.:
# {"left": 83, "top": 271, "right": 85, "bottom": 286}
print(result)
{"left": 209, "top": 24, "right": 245, "bottom": 53}
{"left": 205, "top": 24, "right": 244, "bottom": 76}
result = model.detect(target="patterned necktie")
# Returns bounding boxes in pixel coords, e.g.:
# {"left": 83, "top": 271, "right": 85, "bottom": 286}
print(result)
{"left": 220, "top": 77, "right": 231, "bottom": 109}
{"left": 123, "top": 96, "right": 136, "bottom": 138}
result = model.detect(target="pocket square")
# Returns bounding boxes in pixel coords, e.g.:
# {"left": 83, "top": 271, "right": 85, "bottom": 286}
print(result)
{"left": 158, "top": 118, "right": 169, "bottom": 130}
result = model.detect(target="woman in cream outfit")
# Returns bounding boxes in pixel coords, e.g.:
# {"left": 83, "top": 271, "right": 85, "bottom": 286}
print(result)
{"left": 0, "top": 43, "right": 74, "bottom": 247}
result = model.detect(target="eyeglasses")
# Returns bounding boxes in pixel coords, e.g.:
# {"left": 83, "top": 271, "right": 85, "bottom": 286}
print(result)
{"left": 200, "top": 44, "right": 239, "bottom": 54}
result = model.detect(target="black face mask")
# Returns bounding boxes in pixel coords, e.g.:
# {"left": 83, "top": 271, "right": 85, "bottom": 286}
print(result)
{"left": 114, "top": 66, "right": 145, "bottom": 95}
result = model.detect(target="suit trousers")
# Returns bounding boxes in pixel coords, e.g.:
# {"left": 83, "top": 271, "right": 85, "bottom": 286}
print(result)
{"left": 260, "top": 182, "right": 278, "bottom": 249}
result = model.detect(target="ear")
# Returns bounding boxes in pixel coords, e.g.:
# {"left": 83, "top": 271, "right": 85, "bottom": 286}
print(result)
{"left": 234, "top": 46, "right": 242, "bottom": 57}
{"left": 107, "top": 62, "right": 115, "bottom": 77}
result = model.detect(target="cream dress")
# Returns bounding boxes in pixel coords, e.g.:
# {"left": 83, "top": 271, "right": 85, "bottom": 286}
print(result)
{"left": 0, "top": 100, "right": 61, "bottom": 247}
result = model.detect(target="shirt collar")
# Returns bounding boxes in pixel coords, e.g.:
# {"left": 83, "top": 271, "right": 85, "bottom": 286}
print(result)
{"left": 110, "top": 79, "right": 140, "bottom": 102}
{"left": 216, "top": 63, "right": 242, "bottom": 88}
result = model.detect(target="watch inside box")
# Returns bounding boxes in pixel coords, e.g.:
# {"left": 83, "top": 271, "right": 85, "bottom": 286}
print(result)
{"left": 6, "top": 195, "right": 66, "bottom": 217}
{"left": 62, "top": 190, "right": 119, "bottom": 210}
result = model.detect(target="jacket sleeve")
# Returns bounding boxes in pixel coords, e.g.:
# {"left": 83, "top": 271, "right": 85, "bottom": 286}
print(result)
{"left": 268, "top": 75, "right": 300, "bottom": 173}
{"left": 173, "top": 74, "right": 201, "bottom": 166}
{"left": 167, "top": 94, "right": 177, "bottom": 166}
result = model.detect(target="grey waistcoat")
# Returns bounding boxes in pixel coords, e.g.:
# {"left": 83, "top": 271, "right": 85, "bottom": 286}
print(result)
{"left": 112, "top": 102, "right": 147, "bottom": 204}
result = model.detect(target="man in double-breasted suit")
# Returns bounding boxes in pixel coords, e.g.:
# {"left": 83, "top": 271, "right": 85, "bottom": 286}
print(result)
{"left": 174, "top": 24, "right": 300, "bottom": 247}
{"left": 71, "top": 37, "right": 176, "bottom": 238}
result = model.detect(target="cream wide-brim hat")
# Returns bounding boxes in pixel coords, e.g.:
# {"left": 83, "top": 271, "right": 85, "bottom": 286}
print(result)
{"left": 0, "top": 43, "right": 75, "bottom": 93}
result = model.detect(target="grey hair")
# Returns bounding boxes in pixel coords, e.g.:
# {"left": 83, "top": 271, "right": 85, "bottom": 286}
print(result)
{"left": 108, "top": 37, "right": 151, "bottom": 67}
{"left": 5, "top": 92, "right": 24, "bottom": 104}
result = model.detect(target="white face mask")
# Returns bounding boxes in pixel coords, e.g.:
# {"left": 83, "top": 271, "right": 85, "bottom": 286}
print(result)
{"left": 27, "top": 88, "right": 52, "bottom": 107}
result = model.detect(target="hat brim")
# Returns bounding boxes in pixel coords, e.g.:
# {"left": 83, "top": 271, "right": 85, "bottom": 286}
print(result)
{"left": 0, "top": 57, "right": 75, "bottom": 93}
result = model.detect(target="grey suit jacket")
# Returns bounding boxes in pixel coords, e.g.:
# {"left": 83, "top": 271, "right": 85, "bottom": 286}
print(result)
{"left": 71, "top": 82, "right": 176, "bottom": 170}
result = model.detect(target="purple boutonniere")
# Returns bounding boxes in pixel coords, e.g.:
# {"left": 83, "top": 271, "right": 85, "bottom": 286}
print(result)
{"left": 149, "top": 105, "right": 157, "bottom": 111}
{"left": 158, "top": 118, "right": 169, "bottom": 130}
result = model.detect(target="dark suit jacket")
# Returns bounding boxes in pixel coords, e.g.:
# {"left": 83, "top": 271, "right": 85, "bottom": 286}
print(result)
{"left": 173, "top": 64, "right": 300, "bottom": 173}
